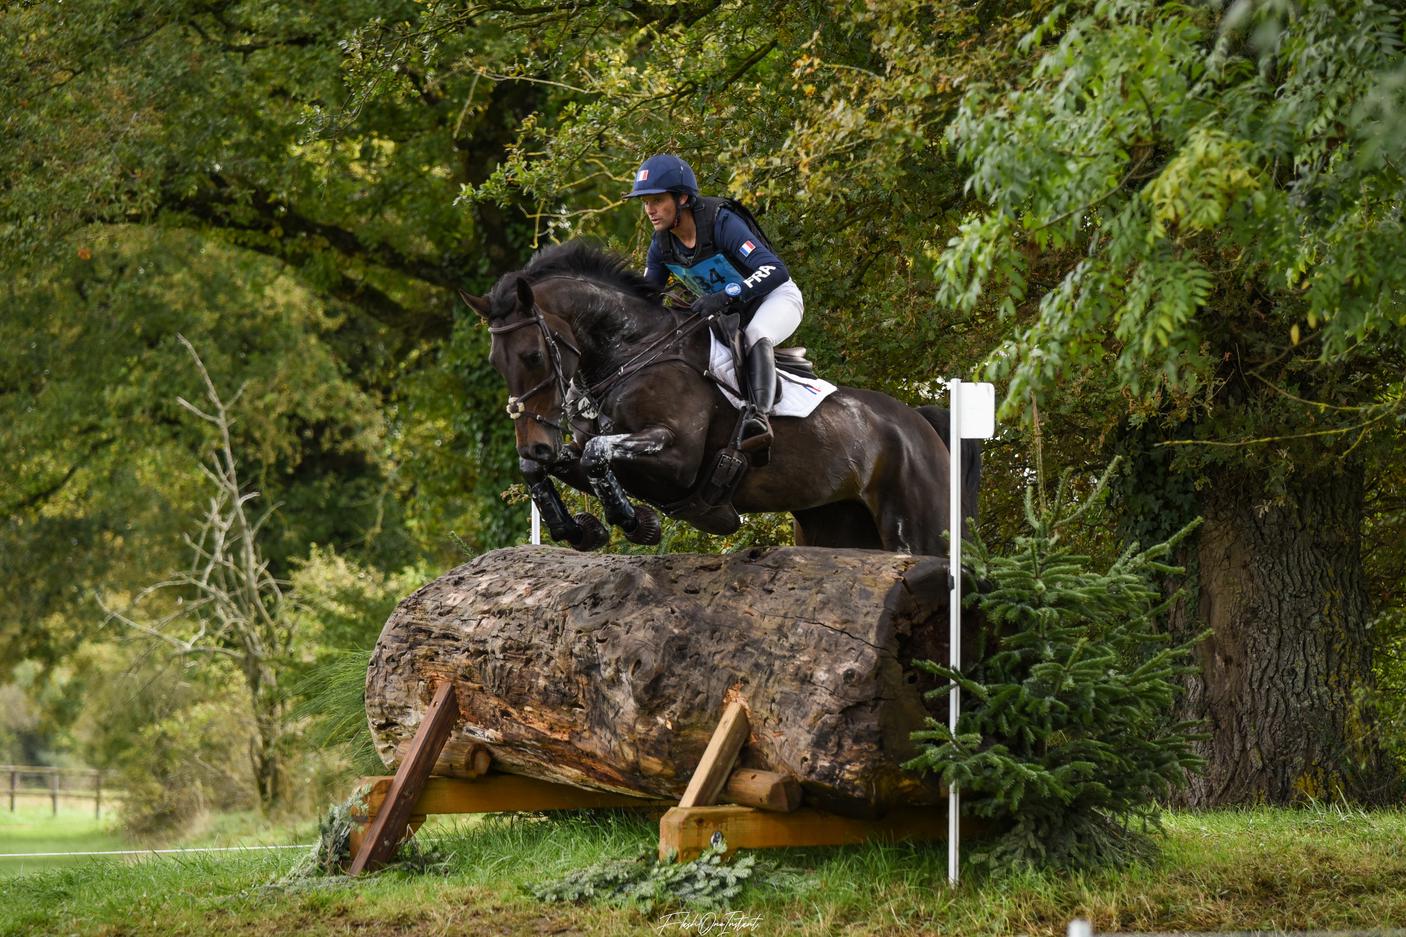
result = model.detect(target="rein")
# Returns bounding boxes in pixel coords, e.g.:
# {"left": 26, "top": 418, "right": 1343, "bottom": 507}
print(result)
{"left": 585, "top": 308, "right": 716, "bottom": 401}
{"left": 487, "top": 304, "right": 580, "bottom": 433}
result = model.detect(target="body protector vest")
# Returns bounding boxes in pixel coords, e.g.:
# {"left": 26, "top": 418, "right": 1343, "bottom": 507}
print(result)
{"left": 649, "top": 197, "right": 784, "bottom": 314}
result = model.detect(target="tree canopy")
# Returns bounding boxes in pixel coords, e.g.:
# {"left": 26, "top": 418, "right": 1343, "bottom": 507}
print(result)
{"left": 3, "top": 0, "right": 1404, "bottom": 814}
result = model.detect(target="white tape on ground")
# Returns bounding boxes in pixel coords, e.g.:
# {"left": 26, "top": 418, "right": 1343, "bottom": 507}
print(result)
{"left": 0, "top": 844, "right": 313, "bottom": 859}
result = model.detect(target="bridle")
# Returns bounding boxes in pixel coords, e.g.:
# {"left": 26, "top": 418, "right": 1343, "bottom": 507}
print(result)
{"left": 489, "top": 286, "right": 722, "bottom": 437}
{"left": 487, "top": 304, "right": 580, "bottom": 434}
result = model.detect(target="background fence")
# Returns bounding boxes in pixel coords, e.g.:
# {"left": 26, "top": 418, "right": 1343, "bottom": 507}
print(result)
{"left": 3, "top": 765, "right": 117, "bottom": 818}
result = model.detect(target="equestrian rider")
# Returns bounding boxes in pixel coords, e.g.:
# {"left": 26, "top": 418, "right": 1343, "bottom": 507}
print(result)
{"left": 624, "top": 154, "right": 803, "bottom": 450}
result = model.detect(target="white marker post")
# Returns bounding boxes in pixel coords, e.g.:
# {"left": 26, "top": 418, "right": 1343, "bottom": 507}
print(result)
{"left": 948, "top": 378, "right": 996, "bottom": 887}
{"left": 531, "top": 503, "right": 542, "bottom": 545}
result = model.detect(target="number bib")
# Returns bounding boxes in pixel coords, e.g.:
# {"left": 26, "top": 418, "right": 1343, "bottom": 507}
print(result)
{"left": 665, "top": 254, "right": 747, "bottom": 297}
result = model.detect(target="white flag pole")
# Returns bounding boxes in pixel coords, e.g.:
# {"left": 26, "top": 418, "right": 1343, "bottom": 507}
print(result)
{"left": 944, "top": 379, "right": 995, "bottom": 888}
{"left": 531, "top": 503, "right": 542, "bottom": 545}
{"left": 948, "top": 377, "right": 963, "bottom": 887}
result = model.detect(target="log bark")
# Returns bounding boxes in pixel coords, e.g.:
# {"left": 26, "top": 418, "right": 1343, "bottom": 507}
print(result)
{"left": 365, "top": 545, "right": 974, "bottom": 816}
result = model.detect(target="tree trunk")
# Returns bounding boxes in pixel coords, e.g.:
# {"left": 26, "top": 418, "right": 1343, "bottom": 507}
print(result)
{"left": 1171, "top": 461, "right": 1394, "bottom": 805}
{"left": 364, "top": 545, "right": 973, "bottom": 816}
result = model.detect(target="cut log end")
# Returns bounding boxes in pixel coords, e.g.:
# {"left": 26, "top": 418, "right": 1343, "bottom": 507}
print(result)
{"left": 723, "top": 769, "right": 802, "bottom": 813}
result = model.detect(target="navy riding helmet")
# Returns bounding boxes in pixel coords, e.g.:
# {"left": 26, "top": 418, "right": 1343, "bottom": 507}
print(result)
{"left": 623, "top": 154, "right": 700, "bottom": 200}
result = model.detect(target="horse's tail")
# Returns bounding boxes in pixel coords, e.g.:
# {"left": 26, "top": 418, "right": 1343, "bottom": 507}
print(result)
{"left": 917, "top": 405, "right": 982, "bottom": 530}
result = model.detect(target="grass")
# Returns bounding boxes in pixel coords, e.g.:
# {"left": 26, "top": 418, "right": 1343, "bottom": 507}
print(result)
{"left": 0, "top": 803, "right": 127, "bottom": 879}
{"left": 1, "top": 805, "right": 1404, "bottom": 935}
{"left": 0, "top": 800, "right": 319, "bottom": 882}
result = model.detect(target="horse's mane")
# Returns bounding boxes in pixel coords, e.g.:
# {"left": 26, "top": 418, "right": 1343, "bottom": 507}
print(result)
{"left": 486, "top": 240, "right": 663, "bottom": 316}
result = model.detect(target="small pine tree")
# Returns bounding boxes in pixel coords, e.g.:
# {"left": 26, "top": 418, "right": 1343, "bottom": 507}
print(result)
{"left": 906, "top": 464, "right": 1205, "bottom": 871}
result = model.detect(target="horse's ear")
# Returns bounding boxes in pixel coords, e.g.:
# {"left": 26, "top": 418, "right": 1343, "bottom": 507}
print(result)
{"left": 459, "top": 289, "right": 491, "bottom": 320}
{"left": 515, "top": 276, "right": 534, "bottom": 309}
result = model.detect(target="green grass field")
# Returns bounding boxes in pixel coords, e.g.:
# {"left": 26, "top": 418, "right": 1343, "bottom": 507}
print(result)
{"left": 1, "top": 805, "right": 1403, "bottom": 936}
{"left": 0, "top": 802, "right": 128, "bottom": 880}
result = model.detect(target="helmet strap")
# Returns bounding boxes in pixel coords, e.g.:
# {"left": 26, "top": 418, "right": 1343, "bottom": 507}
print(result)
{"left": 670, "top": 193, "right": 687, "bottom": 231}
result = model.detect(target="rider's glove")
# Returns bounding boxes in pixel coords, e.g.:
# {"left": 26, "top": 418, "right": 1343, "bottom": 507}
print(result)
{"left": 690, "top": 289, "right": 733, "bottom": 318}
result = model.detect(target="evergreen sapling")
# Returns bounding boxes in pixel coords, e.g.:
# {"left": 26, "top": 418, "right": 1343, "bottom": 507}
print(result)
{"left": 906, "top": 465, "right": 1206, "bottom": 870}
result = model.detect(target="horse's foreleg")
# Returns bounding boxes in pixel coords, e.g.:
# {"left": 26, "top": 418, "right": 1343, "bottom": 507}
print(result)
{"left": 520, "top": 458, "right": 608, "bottom": 551}
{"left": 579, "top": 431, "right": 670, "bottom": 545}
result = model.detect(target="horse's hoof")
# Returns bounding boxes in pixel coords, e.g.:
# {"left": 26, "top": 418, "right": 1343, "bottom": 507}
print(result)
{"left": 624, "top": 504, "right": 662, "bottom": 546}
{"left": 570, "top": 512, "right": 610, "bottom": 551}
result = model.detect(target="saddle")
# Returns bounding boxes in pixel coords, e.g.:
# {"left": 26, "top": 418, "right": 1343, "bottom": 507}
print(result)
{"left": 649, "top": 315, "right": 818, "bottom": 533}
{"left": 712, "top": 312, "right": 817, "bottom": 386}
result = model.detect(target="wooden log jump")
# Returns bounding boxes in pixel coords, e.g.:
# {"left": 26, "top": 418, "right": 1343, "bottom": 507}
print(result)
{"left": 348, "top": 545, "right": 979, "bottom": 872}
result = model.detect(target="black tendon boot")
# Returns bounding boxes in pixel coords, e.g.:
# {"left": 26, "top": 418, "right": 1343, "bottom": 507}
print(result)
{"left": 740, "top": 338, "right": 777, "bottom": 456}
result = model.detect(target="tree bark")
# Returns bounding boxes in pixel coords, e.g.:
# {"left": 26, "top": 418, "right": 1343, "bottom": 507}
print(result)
{"left": 364, "top": 545, "right": 973, "bottom": 816}
{"left": 1171, "top": 461, "right": 1394, "bottom": 805}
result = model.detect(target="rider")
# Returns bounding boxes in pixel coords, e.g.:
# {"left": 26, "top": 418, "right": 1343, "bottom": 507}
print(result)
{"left": 624, "top": 154, "right": 803, "bottom": 450}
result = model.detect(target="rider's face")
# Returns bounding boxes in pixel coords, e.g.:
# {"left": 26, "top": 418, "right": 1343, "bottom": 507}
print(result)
{"left": 641, "top": 193, "right": 677, "bottom": 231}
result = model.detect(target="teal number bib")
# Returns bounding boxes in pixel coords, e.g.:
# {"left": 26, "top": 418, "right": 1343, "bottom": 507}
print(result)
{"left": 665, "top": 254, "right": 746, "bottom": 297}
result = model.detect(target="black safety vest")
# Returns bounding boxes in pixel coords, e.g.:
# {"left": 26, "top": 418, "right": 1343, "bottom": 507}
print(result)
{"left": 649, "top": 196, "right": 773, "bottom": 271}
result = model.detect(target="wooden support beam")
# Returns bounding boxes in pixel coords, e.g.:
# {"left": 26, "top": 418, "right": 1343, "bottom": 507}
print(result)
{"left": 349, "top": 682, "right": 459, "bottom": 875}
{"left": 659, "top": 805, "right": 952, "bottom": 862}
{"left": 356, "top": 773, "right": 673, "bottom": 819}
{"left": 722, "top": 769, "right": 801, "bottom": 813}
{"left": 678, "top": 701, "right": 749, "bottom": 809}
{"left": 346, "top": 772, "right": 670, "bottom": 860}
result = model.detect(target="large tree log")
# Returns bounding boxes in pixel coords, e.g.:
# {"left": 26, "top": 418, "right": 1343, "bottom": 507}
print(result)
{"left": 365, "top": 545, "right": 977, "bottom": 816}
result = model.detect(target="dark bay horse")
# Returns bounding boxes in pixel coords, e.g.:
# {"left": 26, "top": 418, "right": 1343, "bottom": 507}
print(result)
{"left": 463, "top": 241, "right": 979, "bottom": 555}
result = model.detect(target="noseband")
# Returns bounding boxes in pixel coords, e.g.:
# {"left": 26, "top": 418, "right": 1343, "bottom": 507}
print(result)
{"left": 487, "top": 304, "right": 580, "bottom": 434}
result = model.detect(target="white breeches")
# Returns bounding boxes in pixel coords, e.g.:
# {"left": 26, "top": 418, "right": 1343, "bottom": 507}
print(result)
{"left": 745, "top": 279, "right": 804, "bottom": 347}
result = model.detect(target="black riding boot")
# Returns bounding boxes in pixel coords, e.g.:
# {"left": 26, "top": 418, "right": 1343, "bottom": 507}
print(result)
{"left": 740, "top": 338, "right": 777, "bottom": 453}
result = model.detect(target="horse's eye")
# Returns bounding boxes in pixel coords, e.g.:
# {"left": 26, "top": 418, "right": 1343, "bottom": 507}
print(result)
{"left": 522, "top": 350, "right": 545, "bottom": 368}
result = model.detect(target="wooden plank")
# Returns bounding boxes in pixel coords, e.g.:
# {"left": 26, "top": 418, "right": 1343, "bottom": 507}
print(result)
{"left": 722, "top": 769, "right": 801, "bottom": 813}
{"left": 356, "top": 773, "right": 673, "bottom": 817}
{"left": 349, "top": 682, "right": 459, "bottom": 875}
{"left": 659, "top": 805, "right": 952, "bottom": 862}
{"left": 678, "top": 701, "right": 749, "bottom": 809}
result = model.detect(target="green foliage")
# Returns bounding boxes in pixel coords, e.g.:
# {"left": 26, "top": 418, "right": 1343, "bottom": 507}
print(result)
{"left": 1370, "top": 603, "right": 1406, "bottom": 779}
{"left": 112, "top": 685, "right": 260, "bottom": 840}
{"left": 289, "top": 651, "right": 384, "bottom": 779}
{"left": 287, "top": 786, "right": 368, "bottom": 880}
{"left": 906, "top": 464, "right": 1205, "bottom": 870}
{"left": 287, "top": 546, "right": 430, "bottom": 651}
{"left": 926, "top": 0, "right": 1406, "bottom": 805}
{"left": 530, "top": 836, "right": 758, "bottom": 912}
{"left": 934, "top": 0, "right": 1406, "bottom": 430}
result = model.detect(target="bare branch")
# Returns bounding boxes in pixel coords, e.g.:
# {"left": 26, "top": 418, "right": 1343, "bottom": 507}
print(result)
{"left": 105, "top": 336, "right": 296, "bottom": 808}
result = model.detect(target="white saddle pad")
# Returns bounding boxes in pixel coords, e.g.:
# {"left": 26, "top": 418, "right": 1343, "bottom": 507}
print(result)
{"left": 707, "top": 333, "right": 837, "bottom": 419}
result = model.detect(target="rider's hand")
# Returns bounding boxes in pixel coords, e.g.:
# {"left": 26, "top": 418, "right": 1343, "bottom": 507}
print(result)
{"left": 690, "top": 290, "right": 733, "bottom": 317}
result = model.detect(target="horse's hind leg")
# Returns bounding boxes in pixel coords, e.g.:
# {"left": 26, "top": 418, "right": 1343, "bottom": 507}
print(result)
{"left": 863, "top": 454, "right": 951, "bottom": 556}
{"left": 871, "top": 495, "right": 950, "bottom": 556}
{"left": 793, "top": 501, "right": 883, "bottom": 549}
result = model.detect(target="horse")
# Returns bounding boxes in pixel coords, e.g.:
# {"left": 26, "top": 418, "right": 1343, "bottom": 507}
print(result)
{"left": 462, "top": 240, "right": 980, "bottom": 555}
